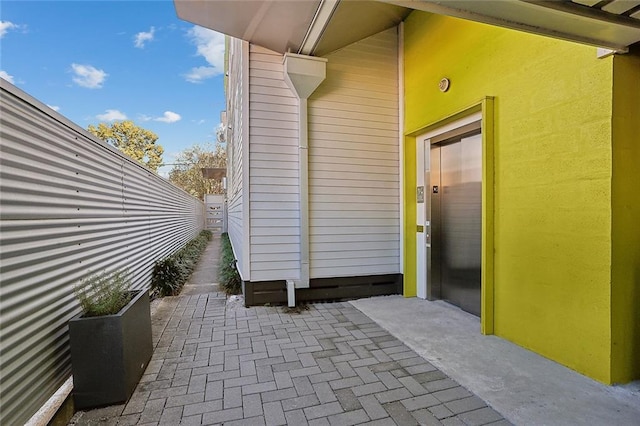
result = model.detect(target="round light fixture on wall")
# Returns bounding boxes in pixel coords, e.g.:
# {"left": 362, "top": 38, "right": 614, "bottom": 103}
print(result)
{"left": 439, "top": 78, "right": 450, "bottom": 92}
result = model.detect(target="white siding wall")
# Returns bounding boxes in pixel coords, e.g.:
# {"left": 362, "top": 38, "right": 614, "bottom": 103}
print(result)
{"left": 308, "top": 28, "right": 400, "bottom": 278}
{"left": 226, "top": 38, "right": 249, "bottom": 280}
{"left": 248, "top": 45, "right": 301, "bottom": 281}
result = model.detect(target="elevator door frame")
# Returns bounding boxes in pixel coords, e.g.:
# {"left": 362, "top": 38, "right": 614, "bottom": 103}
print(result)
{"left": 413, "top": 99, "right": 495, "bottom": 334}
{"left": 415, "top": 112, "right": 483, "bottom": 307}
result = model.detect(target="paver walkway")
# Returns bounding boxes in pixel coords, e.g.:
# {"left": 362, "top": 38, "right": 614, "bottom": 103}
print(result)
{"left": 71, "top": 237, "right": 509, "bottom": 426}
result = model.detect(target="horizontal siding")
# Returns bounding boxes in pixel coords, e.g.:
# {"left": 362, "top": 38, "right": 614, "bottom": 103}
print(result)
{"left": 247, "top": 268, "right": 300, "bottom": 281}
{"left": 312, "top": 240, "right": 400, "bottom": 253}
{"left": 251, "top": 235, "right": 299, "bottom": 245}
{"left": 307, "top": 202, "right": 399, "bottom": 212}
{"left": 309, "top": 28, "right": 400, "bottom": 278}
{"left": 310, "top": 194, "right": 397, "bottom": 204}
{"left": 0, "top": 81, "right": 204, "bottom": 425}
{"left": 311, "top": 233, "right": 399, "bottom": 243}
{"left": 226, "top": 38, "right": 247, "bottom": 279}
{"left": 310, "top": 209, "right": 400, "bottom": 219}
{"left": 311, "top": 226, "right": 399, "bottom": 235}
{"left": 310, "top": 148, "right": 398, "bottom": 161}
{"left": 249, "top": 44, "right": 300, "bottom": 281}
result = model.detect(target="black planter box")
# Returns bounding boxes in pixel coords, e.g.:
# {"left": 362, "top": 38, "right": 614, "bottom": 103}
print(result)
{"left": 69, "top": 289, "right": 153, "bottom": 410}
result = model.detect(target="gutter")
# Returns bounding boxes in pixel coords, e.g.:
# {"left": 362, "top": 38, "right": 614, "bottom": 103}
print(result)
{"left": 282, "top": 53, "right": 327, "bottom": 307}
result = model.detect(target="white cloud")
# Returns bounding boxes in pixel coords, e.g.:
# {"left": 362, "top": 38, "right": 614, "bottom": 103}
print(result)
{"left": 0, "top": 70, "right": 15, "bottom": 84}
{"left": 184, "top": 66, "right": 219, "bottom": 83}
{"left": 154, "top": 111, "right": 181, "bottom": 123}
{"left": 47, "top": 104, "right": 60, "bottom": 112}
{"left": 96, "top": 109, "right": 127, "bottom": 121}
{"left": 71, "top": 63, "right": 107, "bottom": 89}
{"left": 134, "top": 26, "right": 155, "bottom": 48}
{"left": 184, "top": 26, "right": 225, "bottom": 83}
{"left": 0, "top": 21, "right": 17, "bottom": 38}
{"left": 139, "top": 111, "right": 182, "bottom": 123}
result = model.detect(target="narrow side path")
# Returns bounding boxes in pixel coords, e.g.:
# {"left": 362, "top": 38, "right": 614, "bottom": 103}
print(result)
{"left": 69, "top": 236, "right": 224, "bottom": 425}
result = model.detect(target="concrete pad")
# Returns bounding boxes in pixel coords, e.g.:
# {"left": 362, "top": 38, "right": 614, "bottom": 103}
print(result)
{"left": 350, "top": 295, "right": 640, "bottom": 426}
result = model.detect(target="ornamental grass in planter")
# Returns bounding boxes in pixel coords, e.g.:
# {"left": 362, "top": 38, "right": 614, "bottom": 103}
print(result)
{"left": 69, "top": 270, "right": 152, "bottom": 410}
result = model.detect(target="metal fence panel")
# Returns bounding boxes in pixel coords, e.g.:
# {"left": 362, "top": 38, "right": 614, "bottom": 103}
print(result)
{"left": 0, "top": 80, "right": 205, "bottom": 425}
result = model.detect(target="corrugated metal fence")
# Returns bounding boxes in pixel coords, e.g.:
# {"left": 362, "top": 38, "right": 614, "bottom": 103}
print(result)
{"left": 0, "top": 80, "right": 205, "bottom": 425}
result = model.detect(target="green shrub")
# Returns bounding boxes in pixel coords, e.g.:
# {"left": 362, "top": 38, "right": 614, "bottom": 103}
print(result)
{"left": 151, "top": 230, "right": 212, "bottom": 297}
{"left": 151, "top": 257, "right": 185, "bottom": 297}
{"left": 220, "top": 233, "right": 242, "bottom": 295}
{"left": 75, "top": 269, "right": 133, "bottom": 317}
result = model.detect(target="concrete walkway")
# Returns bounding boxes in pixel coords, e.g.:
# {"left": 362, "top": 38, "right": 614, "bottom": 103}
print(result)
{"left": 70, "top": 237, "right": 509, "bottom": 426}
{"left": 351, "top": 297, "right": 640, "bottom": 426}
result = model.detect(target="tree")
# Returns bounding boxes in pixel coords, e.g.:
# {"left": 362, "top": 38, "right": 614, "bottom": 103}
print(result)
{"left": 87, "top": 121, "right": 164, "bottom": 172}
{"left": 169, "top": 143, "right": 226, "bottom": 200}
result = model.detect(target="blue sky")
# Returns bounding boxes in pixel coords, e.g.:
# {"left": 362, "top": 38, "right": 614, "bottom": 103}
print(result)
{"left": 1, "top": 0, "right": 226, "bottom": 176}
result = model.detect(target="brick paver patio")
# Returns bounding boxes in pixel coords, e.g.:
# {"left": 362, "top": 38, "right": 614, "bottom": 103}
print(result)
{"left": 71, "top": 239, "right": 509, "bottom": 426}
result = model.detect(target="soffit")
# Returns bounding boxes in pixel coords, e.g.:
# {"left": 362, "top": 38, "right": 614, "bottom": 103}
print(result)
{"left": 313, "top": 2, "right": 412, "bottom": 56}
{"left": 173, "top": 0, "right": 321, "bottom": 54}
{"left": 174, "top": 0, "right": 640, "bottom": 55}
{"left": 174, "top": 0, "right": 410, "bottom": 55}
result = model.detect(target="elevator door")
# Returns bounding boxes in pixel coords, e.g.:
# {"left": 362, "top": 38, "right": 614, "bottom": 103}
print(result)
{"left": 431, "top": 133, "right": 482, "bottom": 316}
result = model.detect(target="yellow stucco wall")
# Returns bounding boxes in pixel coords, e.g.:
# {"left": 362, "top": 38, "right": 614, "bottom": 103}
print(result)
{"left": 610, "top": 50, "right": 640, "bottom": 384}
{"left": 403, "top": 12, "right": 617, "bottom": 383}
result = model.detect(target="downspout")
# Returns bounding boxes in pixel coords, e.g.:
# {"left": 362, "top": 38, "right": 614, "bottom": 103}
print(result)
{"left": 283, "top": 53, "right": 327, "bottom": 307}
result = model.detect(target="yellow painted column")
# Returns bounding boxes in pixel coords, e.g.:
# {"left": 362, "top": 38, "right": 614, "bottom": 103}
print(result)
{"left": 610, "top": 50, "right": 640, "bottom": 384}
{"left": 403, "top": 136, "right": 417, "bottom": 297}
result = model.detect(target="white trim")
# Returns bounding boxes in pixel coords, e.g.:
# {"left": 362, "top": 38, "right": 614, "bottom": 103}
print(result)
{"left": 416, "top": 130, "right": 426, "bottom": 299}
{"left": 299, "top": 0, "right": 340, "bottom": 55}
{"left": 242, "top": 40, "right": 251, "bottom": 281}
{"left": 419, "top": 112, "right": 482, "bottom": 141}
{"left": 596, "top": 48, "right": 615, "bottom": 58}
{"left": 398, "top": 22, "right": 405, "bottom": 280}
{"left": 25, "top": 376, "right": 73, "bottom": 426}
{"left": 415, "top": 112, "right": 482, "bottom": 299}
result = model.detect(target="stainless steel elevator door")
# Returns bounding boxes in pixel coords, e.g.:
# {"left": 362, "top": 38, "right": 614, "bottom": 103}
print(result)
{"left": 431, "top": 133, "right": 482, "bottom": 316}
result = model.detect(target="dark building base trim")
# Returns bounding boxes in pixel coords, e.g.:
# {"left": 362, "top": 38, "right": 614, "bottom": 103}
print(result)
{"left": 243, "top": 274, "right": 403, "bottom": 307}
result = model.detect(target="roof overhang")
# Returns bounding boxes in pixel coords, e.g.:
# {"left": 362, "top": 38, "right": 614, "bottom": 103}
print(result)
{"left": 386, "top": 0, "right": 640, "bottom": 53}
{"left": 174, "top": 0, "right": 411, "bottom": 55}
{"left": 174, "top": 0, "right": 640, "bottom": 55}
